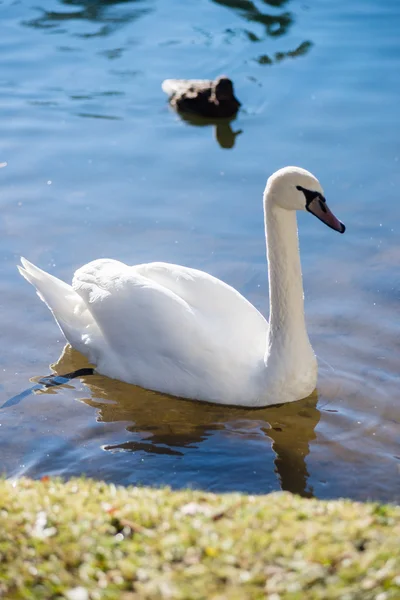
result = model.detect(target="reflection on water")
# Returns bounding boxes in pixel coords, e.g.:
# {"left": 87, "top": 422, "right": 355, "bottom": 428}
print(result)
{"left": 23, "top": 0, "right": 312, "bottom": 68}
{"left": 177, "top": 113, "right": 243, "bottom": 149}
{"left": 211, "top": 0, "right": 312, "bottom": 65}
{"left": 23, "top": 0, "right": 153, "bottom": 37}
{"left": 212, "top": 0, "right": 293, "bottom": 38}
{"left": 24, "top": 0, "right": 295, "bottom": 39}
{"left": 256, "top": 40, "right": 312, "bottom": 66}
{"left": 45, "top": 345, "right": 320, "bottom": 497}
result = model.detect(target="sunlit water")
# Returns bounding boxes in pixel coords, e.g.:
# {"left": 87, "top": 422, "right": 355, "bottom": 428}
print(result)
{"left": 1, "top": 0, "right": 399, "bottom": 502}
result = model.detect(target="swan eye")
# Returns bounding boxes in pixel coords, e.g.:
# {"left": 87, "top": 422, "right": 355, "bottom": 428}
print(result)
{"left": 296, "top": 185, "right": 324, "bottom": 208}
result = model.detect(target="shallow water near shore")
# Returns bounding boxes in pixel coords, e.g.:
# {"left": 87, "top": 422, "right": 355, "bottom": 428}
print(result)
{"left": 1, "top": 0, "right": 399, "bottom": 502}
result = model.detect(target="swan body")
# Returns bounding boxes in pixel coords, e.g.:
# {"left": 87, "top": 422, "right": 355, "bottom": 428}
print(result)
{"left": 18, "top": 167, "right": 345, "bottom": 407}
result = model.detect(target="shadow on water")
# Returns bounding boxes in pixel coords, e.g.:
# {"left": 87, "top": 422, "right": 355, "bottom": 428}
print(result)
{"left": 41, "top": 345, "right": 320, "bottom": 497}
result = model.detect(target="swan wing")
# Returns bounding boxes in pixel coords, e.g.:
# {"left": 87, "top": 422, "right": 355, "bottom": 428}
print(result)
{"left": 72, "top": 259, "right": 267, "bottom": 397}
{"left": 72, "top": 259, "right": 198, "bottom": 360}
{"left": 133, "top": 261, "right": 267, "bottom": 347}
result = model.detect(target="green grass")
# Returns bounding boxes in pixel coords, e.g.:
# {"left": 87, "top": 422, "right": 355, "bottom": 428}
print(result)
{"left": 0, "top": 478, "right": 399, "bottom": 599}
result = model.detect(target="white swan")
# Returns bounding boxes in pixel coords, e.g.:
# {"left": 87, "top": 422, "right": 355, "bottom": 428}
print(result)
{"left": 18, "top": 166, "right": 345, "bottom": 407}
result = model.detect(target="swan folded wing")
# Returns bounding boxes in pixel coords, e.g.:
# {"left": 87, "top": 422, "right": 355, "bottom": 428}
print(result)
{"left": 72, "top": 260, "right": 267, "bottom": 391}
{"left": 72, "top": 259, "right": 210, "bottom": 364}
{"left": 71, "top": 259, "right": 237, "bottom": 395}
{"left": 133, "top": 262, "right": 267, "bottom": 355}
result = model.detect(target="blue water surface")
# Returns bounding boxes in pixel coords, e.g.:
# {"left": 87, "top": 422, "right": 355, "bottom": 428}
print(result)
{"left": 0, "top": 0, "right": 399, "bottom": 501}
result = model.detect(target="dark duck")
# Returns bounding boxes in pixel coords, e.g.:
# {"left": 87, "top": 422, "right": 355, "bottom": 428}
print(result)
{"left": 162, "top": 76, "right": 241, "bottom": 119}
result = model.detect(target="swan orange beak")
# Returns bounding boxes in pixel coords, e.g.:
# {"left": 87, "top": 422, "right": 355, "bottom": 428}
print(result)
{"left": 306, "top": 197, "right": 346, "bottom": 234}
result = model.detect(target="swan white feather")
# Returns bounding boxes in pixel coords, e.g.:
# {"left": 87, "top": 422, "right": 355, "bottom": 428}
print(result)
{"left": 18, "top": 166, "right": 345, "bottom": 407}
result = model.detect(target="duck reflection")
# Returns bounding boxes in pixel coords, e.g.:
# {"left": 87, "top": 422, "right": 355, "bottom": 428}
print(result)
{"left": 51, "top": 345, "right": 320, "bottom": 497}
{"left": 178, "top": 112, "right": 243, "bottom": 149}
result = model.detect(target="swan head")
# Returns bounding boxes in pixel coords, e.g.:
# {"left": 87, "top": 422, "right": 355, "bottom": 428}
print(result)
{"left": 265, "top": 166, "right": 345, "bottom": 233}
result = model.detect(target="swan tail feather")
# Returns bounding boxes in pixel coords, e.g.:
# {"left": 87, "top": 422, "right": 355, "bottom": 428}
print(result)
{"left": 18, "top": 257, "right": 92, "bottom": 348}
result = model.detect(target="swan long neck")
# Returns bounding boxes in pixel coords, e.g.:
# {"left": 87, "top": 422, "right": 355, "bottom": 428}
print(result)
{"left": 264, "top": 199, "right": 308, "bottom": 350}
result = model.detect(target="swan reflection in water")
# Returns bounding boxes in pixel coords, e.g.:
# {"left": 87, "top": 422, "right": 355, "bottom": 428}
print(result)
{"left": 49, "top": 344, "right": 320, "bottom": 498}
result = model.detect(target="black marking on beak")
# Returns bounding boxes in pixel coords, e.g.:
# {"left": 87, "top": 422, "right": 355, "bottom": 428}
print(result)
{"left": 296, "top": 185, "right": 324, "bottom": 207}
{"left": 296, "top": 185, "right": 346, "bottom": 234}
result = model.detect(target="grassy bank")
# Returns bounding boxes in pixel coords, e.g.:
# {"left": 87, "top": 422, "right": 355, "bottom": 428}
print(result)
{"left": 0, "top": 478, "right": 399, "bottom": 599}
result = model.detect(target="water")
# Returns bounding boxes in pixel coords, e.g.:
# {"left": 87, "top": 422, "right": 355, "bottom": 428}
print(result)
{"left": 1, "top": 0, "right": 399, "bottom": 502}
